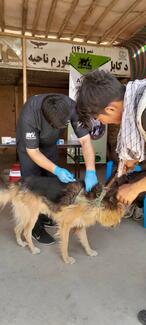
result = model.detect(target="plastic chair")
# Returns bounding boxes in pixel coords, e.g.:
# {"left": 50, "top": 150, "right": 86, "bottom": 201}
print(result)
{"left": 105, "top": 160, "right": 146, "bottom": 228}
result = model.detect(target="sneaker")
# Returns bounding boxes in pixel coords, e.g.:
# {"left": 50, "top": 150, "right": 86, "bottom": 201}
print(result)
{"left": 137, "top": 310, "right": 146, "bottom": 324}
{"left": 32, "top": 228, "right": 55, "bottom": 245}
{"left": 39, "top": 214, "right": 56, "bottom": 228}
{"left": 123, "top": 204, "right": 136, "bottom": 219}
{"left": 133, "top": 206, "right": 143, "bottom": 222}
{"left": 43, "top": 217, "right": 57, "bottom": 228}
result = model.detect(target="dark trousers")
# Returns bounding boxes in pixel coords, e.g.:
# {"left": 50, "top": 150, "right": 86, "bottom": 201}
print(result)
{"left": 17, "top": 146, "right": 58, "bottom": 232}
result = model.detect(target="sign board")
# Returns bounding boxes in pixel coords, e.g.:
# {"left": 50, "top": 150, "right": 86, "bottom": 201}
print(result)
{"left": 0, "top": 36, "right": 131, "bottom": 77}
{"left": 26, "top": 40, "right": 130, "bottom": 76}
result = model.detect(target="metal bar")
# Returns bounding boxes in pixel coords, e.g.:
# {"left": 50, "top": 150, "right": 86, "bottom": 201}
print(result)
{"left": 22, "top": 37, "right": 27, "bottom": 103}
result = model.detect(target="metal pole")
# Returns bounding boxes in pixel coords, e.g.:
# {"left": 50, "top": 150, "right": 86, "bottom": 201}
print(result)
{"left": 22, "top": 37, "right": 27, "bottom": 103}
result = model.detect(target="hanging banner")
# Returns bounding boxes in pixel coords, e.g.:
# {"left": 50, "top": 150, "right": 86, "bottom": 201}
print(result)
{"left": 0, "top": 36, "right": 22, "bottom": 68}
{"left": 0, "top": 36, "right": 130, "bottom": 77}
{"left": 26, "top": 40, "right": 130, "bottom": 76}
{"left": 68, "top": 53, "right": 108, "bottom": 164}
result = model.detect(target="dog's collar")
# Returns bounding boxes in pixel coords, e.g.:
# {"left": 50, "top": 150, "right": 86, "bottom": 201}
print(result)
{"left": 74, "top": 187, "right": 107, "bottom": 207}
{"left": 94, "top": 187, "right": 107, "bottom": 207}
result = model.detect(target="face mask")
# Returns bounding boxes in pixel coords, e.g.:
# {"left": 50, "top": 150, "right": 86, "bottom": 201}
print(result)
{"left": 89, "top": 119, "right": 105, "bottom": 140}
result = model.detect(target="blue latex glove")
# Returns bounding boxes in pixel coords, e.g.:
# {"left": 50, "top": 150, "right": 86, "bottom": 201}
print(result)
{"left": 85, "top": 170, "right": 98, "bottom": 192}
{"left": 54, "top": 166, "right": 76, "bottom": 183}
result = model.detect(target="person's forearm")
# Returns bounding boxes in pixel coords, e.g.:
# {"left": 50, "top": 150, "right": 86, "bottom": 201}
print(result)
{"left": 117, "top": 177, "right": 146, "bottom": 205}
{"left": 79, "top": 134, "right": 95, "bottom": 170}
{"left": 26, "top": 148, "right": 56, "bottom": 173}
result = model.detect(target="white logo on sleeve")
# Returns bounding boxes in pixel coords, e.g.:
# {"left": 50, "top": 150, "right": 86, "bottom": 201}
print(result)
{"left": 25, "top": 132, "right": 37, "bottom": 140}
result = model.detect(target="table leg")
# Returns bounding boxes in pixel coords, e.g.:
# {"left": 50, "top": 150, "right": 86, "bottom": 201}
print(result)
{"left": 74, "top": 147, "right": 77, "bottom": 178}
{"left": 77, "top": 147, "right": 80, "bottom": 179}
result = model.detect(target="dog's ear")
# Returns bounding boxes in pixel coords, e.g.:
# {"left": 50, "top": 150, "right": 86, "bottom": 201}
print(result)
{"left": 102, "top": 189, "right": 119, "bottom": 210}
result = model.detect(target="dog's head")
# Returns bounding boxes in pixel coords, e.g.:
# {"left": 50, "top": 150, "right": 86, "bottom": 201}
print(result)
{"left": 53, "top": 180, "right": 126, "bottom": 226}
{"left": 88, "top": 181, "right": 126, "bottom": 227}
{"left": 98, "top": 176, "right": 130, "bottom": 227}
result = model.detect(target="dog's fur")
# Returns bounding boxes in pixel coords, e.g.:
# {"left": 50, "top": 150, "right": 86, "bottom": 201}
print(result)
{"left": 0, "top": 171, "right": 145, "bottom": 264}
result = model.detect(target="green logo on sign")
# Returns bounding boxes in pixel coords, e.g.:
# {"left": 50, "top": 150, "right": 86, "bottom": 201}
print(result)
{"left": 70, "top": 53, "right": 111, "bottom": 74}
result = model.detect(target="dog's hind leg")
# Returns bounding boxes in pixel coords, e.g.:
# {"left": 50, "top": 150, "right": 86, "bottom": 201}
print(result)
{"left": 59, "top": 224, "right": 75, "bottom": 264}
{"left": 14, "top": 206, "right": 28, "bottom": 248}
{"left": 75, "top": 227, "right": 98, "bottom": 257}
{"left": 14, "top": 223, "right": 28, "bottom": 248}
{"left": 23, "top": 216, "right": 40, "bottom": 255}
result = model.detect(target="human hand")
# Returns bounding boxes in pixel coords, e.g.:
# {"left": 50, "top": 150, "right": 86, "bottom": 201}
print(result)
{"left": 124, "top": 160, "right": 139, "bottom": 173}
{"left": 117, "top": 183, "right": 139, "bottom": 205}
{"left": 85, "top": 170, "right": 98, "bottom": 192}
{"left": 54, "top": 166, "right": 76, "bottom": 183}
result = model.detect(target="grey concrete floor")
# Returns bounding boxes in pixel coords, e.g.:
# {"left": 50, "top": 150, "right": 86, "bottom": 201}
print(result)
{"left": 0, "top": 204, "right": 146, "bottom": 325}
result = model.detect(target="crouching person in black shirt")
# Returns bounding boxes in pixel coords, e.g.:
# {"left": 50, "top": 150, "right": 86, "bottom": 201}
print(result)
{"left": 16, "top": 93, "right": 98, "bottom": 244}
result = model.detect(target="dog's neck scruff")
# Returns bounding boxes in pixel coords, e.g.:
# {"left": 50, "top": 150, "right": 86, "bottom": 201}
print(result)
{"left": 62, "top": 180, "right": 124, "bottom": 214}
{"left": 74, "top": 185, "right": 108, "bottom": 208}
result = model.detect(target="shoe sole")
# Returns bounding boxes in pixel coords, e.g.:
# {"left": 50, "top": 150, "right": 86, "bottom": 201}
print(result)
{"left": 32, "top": 235, "right": 56, "bottom": 245}
{"left": 44, "top": 224, "right": 57, "bottom": 228}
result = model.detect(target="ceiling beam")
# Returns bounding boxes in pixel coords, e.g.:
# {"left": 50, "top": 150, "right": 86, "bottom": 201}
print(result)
{"left": 128, "top": 26, "right": 146, "bottom": 41}
{"left": 58, "top": 0, "right": 79, "bottom": 39}
{"left": 71, "top": 0, "right": 97, "bottom": 40}
{"left": 45, "top": 0, "right": 58, "bottom": 37}
{"left": 32, "top": 0, "right": 43, "bottom": 36}
{"left": 85, "top": 0, "right": 119, "bottom": 41}
{"left": 22, "top": 0, "right": 28, "bottom": 35}
{"left": 0, "top": 0, "right": 5, "bottom": 31}
{"left": 110, "top": 11, "right": 146, "bottom": 44}
{"left": 100, "top": 0, "right": 143, "bottom": 42}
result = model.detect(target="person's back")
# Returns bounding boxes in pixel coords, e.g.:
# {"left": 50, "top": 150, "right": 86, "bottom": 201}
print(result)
{"left": 16, "top": 93, "right": 74, "bottom": 153}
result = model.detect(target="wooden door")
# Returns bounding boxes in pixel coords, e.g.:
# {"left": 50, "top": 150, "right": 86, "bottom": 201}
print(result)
{"left": 0, "top": 86, "right": 16, "bottom": 137}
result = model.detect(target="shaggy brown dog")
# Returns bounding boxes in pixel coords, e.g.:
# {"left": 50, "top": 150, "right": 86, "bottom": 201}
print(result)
{"left": 0, "top": 172, "right": 145, "bottom": 264}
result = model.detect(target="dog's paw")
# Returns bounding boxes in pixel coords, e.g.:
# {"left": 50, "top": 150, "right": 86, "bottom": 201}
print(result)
{"left": 64, "top": 256, "right": 76, "bottom": 264}
{"left": 21, "top": 241, "right": 28, "bottom": 248}
{"left": 32, "top": 247, "right": 41, "bottom": 254}
{"left": 88, "top": 249, "right": 98, "bottom": 257}
{"left": 17, "top": 239, "right": 28, "bottom": 248}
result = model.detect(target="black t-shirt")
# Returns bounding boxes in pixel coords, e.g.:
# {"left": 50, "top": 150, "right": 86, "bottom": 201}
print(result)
{"left": 16, "top": 93, "right": 89, "bottom": 153}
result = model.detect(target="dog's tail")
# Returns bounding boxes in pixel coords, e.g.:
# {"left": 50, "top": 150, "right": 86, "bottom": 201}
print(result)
{"left": 0, "top": 188, "right": 11, "bottom": 209}
{"left": 0, "top": 183, "right": 19, "bottom": 210}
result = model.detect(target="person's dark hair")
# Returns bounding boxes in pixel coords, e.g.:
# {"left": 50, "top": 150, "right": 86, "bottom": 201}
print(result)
{"left": 76, "top": 70, "right": 125, "bottom": 128}
{"left": 41, "top": 94, "right": 71, "bottom": 128}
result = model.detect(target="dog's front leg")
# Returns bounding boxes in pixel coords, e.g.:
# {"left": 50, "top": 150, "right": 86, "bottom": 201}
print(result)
{"left": 59, "top": 224, "right": 75, "bottom": 264}
{"left": 75, "top": 227, "right": 98, "bottom": 257}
